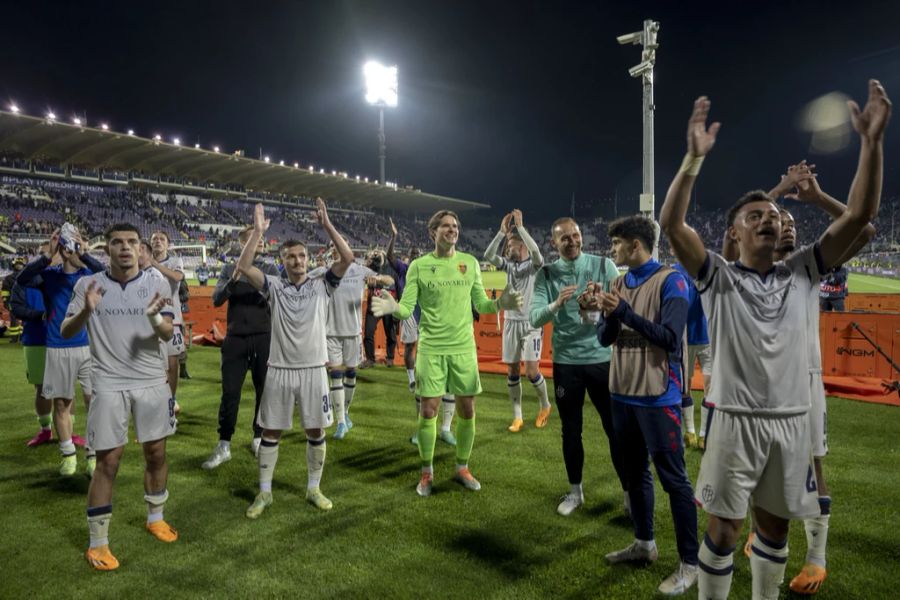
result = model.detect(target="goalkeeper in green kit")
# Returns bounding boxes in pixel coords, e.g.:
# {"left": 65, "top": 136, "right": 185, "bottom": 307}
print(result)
{"left": 373, "top": 210, "right": 523, "bottom": 496}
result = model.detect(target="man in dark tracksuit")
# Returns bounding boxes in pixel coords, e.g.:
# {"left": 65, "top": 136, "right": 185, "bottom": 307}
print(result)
{"left": 592, "top": 215, "right": 698, "bottom": 596}
{"left": 202, "top": 229, "right": 280, "bottom": 469}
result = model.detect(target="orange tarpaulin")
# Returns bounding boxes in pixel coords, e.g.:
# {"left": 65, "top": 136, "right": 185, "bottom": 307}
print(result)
{"left": 822, "top": 376, "right": 900, "bottom": 407}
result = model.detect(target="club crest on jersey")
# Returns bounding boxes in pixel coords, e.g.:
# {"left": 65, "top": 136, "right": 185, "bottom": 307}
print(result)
{"left": 701, "top": 484, "right": 715, "bottom": 504}
{"left": 458, "top": 263, "right": 467, "bottom": 274}
{"left": 430, "top": 265, "right": 437, "bottom": 274}
{"left": 138, "top": 286, "right": 149, "bottom": 299}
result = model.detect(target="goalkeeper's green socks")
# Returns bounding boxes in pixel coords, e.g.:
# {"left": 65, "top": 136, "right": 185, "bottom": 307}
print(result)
{"left": 455, "top": 415, "right": 475, "bottom": 465}
{"left": 417, "top": 415, "right": 437, "bottom": 470}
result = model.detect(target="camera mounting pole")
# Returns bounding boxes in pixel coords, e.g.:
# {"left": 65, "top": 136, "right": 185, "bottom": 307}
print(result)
{"left": 617, "top": 19, "right": 660, "bottom": 259}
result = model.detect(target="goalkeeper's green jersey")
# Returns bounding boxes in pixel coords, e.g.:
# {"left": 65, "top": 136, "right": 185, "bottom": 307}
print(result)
{"left": 395, "top": 250, "right": 497, "bottom": 354}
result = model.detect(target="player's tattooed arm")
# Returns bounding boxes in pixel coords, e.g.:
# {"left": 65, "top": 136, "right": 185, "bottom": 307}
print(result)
{"left": 236, "top": 203, "right": 269, "bottom": 291}
{"left": 316, "top": 198, "right": 353, "bottom": 278}
{"left": 660, "top": 96, "right": 720, "bottom": 278}
{"left": 818, "top": 79, "right": 891, "bottom": 270}
{"left": 387, "top": 217, "right": 399, "bottom": 265}
{"left": 367, "top": 274, "right": 395, "bottom": 287}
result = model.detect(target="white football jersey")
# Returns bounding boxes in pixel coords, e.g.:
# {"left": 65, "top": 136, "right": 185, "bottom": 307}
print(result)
{"left": 157, "top": 254, "right": 185, "bottom": 325}
{"left": 67, "top": 270, "right": 173, "bottom": 392}
{"left": 264, "top": 271, "right": 339, "bottom": 368}
{"left": 496, "top": 257, "right": 542, "bottom": 321}
{"left": 698, "top": 247, "right": 821, "bottom": 416}
{"left": 321, "top": 262, "right": 376, "bottom": 337}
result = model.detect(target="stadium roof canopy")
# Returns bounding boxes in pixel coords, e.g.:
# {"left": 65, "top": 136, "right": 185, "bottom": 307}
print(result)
{"left": 0, "top": 110, "right": 488, "bottom": 213}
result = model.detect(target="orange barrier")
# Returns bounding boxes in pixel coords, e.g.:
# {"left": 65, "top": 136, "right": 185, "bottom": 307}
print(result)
{"left": 184, "top": 285, "right": 900, "bottom": 405}
{"left": 181, "top": 285, "right": 223, "bottom": 340}
{"left": 819, "top": 311, "right": 900, "bottom": 379}
{"left": 845, "top": 293, "right": 900, "bottom": 313}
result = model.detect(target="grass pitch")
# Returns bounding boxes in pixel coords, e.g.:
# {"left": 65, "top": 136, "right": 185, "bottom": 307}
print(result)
{"left": 1, "top": 343, "right": 898, "bottom": 598}
{"left": 847, "top": 273, "right": 900, "bottom": 294}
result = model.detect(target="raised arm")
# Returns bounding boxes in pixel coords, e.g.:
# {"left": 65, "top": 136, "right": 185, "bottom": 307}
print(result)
{"left": 316, "top": 198, "right": 353, "bottom": 279}
{"left": 236, "top": 204, "right": 269, "bottom": 291}
{"left": 386, "top": 217, "right": 399, "bottom": 265}
{"left": 484, "top": 213, "right": 510, "bottom": 268}
{"left": 512, "top": 209, "right": 543, "bottom": 268}
{"left": 659, "top": 96, "right": 721, "bottom": 277}
{"left": 818, "top": 80, "right": 891, "bottom": 270}
{"left": 16, "top": 254, "right": 50, "bottom": 287}
{"left": 787, "top": 172, "right": 877, "bottom": 262}
{"left": 767, "top": 160, "right": 815, "bottom": 200}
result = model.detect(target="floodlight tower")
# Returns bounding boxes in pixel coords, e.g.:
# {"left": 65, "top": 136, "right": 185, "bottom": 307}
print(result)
{"left": 364, "top": 61, "right": 398, "bottom": 185}
{"left": 618, "top": 19, "right": 660, "bottom": 255}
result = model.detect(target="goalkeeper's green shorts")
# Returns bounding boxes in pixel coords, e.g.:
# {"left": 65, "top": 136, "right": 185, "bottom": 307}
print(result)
{"left": 415, "top": 350, "right": 482, "bottom": 398}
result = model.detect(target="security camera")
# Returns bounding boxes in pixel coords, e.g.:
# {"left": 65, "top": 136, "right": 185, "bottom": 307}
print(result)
{"left": 644, "top": 21, "right": 660, "bottom": 48}
{"left": 617, "top": 31, "right": 643, "bottom": 45}
{"left": 628, "top": 60, "right": 654, "bottom": 78}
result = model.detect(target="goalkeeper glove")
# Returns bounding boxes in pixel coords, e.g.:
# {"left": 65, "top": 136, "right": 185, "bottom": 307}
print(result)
{"left": 371, "top": 290, "right": 399, "bottom": 317}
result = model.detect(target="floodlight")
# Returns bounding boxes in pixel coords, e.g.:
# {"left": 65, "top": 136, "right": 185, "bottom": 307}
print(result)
{"left": 309, "top": 165, "right": 314, "bottom": 171}
{"left": 73, "top": 117, "right": 82, "bottom": 125}
{"left": 617, "top": 31, "right": 643, "bottom": 45}
{"left": 101, "top": 123, "right": 109, "bottom": 130}
{"left": 364, "top": 177, "right": 369, "bottom": 182}
{"left": 213, "top": 145, "right": 220, "bottom": 152}
{"left": 127, "top": 129, "right": 135, "bottom": 135}
{"left": 355, "top": 175, "right": 360, "bottom": 181}
{"left": 10, "top": 104, "right": 20, "bottom": 113}
{"left": 279, "top": 160, "right": 284, "bottom": 166}
{"left": 264, "top": 156, "right": 270, "bottom": 162}
{"left": 319, "top": 168, "right": 325, "bottom": 174}
{"left": 332, "top": 170, "right": 337, "bottom": 175}
{"left": 293, "top": 162, "right": 299, "bottom": 168}
{"left": 47, "top": 111, "right": 57, "bottom": 120}
{"left": 364, "top": 61, "right": 398, "bottom": 107}
{"left": 194, "top": 143, "right": 200, "bottom": 148}
{"left": 173, "top": 137, "right": 181, "bottom": 145}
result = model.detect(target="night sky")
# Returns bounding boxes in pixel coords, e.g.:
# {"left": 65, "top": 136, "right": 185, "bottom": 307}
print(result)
{"left": 2, "top": 0, "right": 898, "bottom": 220}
